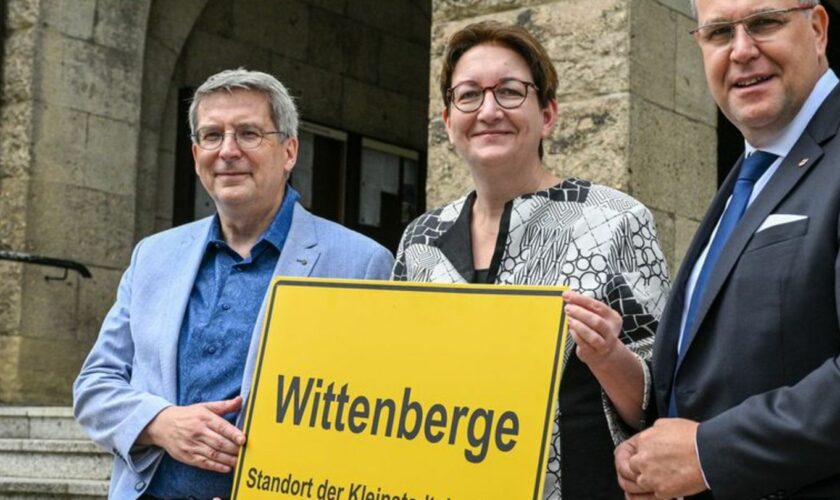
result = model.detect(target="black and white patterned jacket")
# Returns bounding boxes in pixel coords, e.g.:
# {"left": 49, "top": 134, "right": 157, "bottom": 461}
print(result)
{"left": 392, "top": 178, "right": 670, "bottom": 499}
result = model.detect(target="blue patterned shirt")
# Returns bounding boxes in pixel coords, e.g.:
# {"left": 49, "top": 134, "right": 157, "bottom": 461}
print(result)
{"left": 147, "top": 187, "right": 299, "bottom": 498}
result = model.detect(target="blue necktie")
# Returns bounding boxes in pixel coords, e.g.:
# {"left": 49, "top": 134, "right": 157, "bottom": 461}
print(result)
{"left": 668, "top": 150, "right": 778, "bottom": 417}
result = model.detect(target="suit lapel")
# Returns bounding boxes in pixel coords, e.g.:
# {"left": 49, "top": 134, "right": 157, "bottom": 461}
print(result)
{"left": 672, "top": 85, "right": 840, "bottom": 370}
{"left": 274, "top": 205, "right": 320, "bottom": 278}
{"left": 157, "top": 218, "right": 214, "bottom": 402}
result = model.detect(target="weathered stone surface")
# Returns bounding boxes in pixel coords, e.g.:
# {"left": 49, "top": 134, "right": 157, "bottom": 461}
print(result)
{"left": 134, "top": 127, "right": 160, "bottom": 241}
{"left": 0, "top": 263, "right": 23, "bottom": 337}
{"left": 342, "top": 78, "right": 415, "bottom": 146}
{"left": 432, "top": 0, "right": 630, "bottom": 104}
{"left": 0, "top": 406, "right": 87, "bottom": 440}
{"left": 630, "top": 0, "right": 677, "bottom": 111}
{"left": 140, "top": 35, "right": 180, "bottom": 130}
{"left": 341, "top": 22, "right": 381, "bottom": 84}
{"left": 158, "top": 85, "right": 180, "bottom": 155}
{"left": 675, "top": 12, "right": 716, "bottom": 126}
{"left": 182, "top": 30, "right": 272, "bottom": 84}
{"left": 0, "top": 102, "right": 34, "bottom": 178}
{"left": 24, "top": 181, "right": 134, "bottom": 268}
{"left": 0, "top": 414, "right": 27, "bottom": 439}
{"left": 379, "top": 35, "right": 430, "bottom": 100}
{"left": 76, "top": 193, "right": 135, "bottom": 268}
{"left": 77, "top": 267, "right": 122, "bottom": 344}
{"left": 648, "top": 207, "right": 675, "bottom": 277}
{"left": 656, "top": 0, "right": 693, "bottom": 18}
{"left": 93, "top": 0, "right": 150, "bottom": 54}
{"left": 231, "top": 0, "right": 309, "bottom": 61}
{"left": 18, "top": 265, "right": 79, "bottom": 341}
{"left": 147, "top": 0, "right": 208, "bottom": 53}
{"left": 432, "top": 0, "right": 551, "bottom": 23}
{"left": 674, "top": 214, "right": 701, "bottom": 274}
{"left": 348, "top": 0, "right": 430, "bottom": 46}
{"left": 272, "top": 57, "right": 344, "bottom": 126}
{"left": 425, "top": 139, "right": 472, "bottom": 209}
{"left": 38, "top": 31, "right": 143, "bottom": 124}
{"left": 0, "top": 438, "right": 110, "bottom": 479}
{"left": 629, "top": 96, "right": 716, "bottom": 220}
{"left": 306, "top": 8, "right": 345, "bottom": 71}
{"left": 6, "top": 0, "right": 38, "bottom": 30}
{"left": 84, "top": 115, "right": 139, "bottom": 195}
{"left": 15, "top": 337, "right": 90, "bottom": 404}
{"left": 0, "top": 176, "right": 31, "bottom": 250}
{"left": 2, "top": 27, "right": 36, "bottom": 103}
{"left": 546, "top": 95, "right": 631, "bottom": 191}
{"left": 41, "top": 0, "right": 96, "bottom": 40}
{"left": 30, "top": 103, "right": 87, "bottom": 187}
{"left": 309, "top": 0, "right": 347, "bottom": 15}
{"left": 189, "top": 0, "right": 231, "bottom": 40}
{"left": 408, "top": 99, "right": 431, "bottom": 151}
{"left": 31, "top": 107, "right": 138, "bottom": 195}
{"left": 155, "top": 149, "right": 176, "bottom": 229}
{"left": 0, "top": 477, "right": 109, "bottom": 497}
{"left": 0, "top": 336, "right": 22, "bottom": 403}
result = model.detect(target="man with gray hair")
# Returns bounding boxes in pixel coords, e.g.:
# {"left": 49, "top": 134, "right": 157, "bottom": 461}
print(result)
{"left": 74, "top": 68, "right": 393, "bottom": 498}
{"left": 616, "top": 0, "right": 840, "bottom": 498}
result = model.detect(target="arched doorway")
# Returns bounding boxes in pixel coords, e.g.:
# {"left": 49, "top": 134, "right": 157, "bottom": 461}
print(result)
{"left": 143, "top": 0, "right": 432, "bottom": 252}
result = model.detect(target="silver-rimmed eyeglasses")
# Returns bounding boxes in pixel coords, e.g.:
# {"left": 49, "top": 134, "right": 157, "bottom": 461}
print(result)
{"left": 446, "top": 78, "right": 539, "bottom": 113}
{"left": 690, "top": 5, "right": 816, "bottom": 48}
{"left": 193, "top": 126, "right": 285, "bottom": 150}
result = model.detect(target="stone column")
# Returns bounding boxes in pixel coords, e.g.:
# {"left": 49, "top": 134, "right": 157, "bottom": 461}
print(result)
{"left": 0, "top": 0, "right": 150, "bottom": 404}
{"left": 427, "top": 0, "right": 716, "bottom": 273}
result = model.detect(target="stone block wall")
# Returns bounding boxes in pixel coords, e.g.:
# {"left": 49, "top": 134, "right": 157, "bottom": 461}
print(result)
{"left": 628, "top": 0, "right": 716, "bottom": 273}
{"left": 427, "top": 0, "right": 716, "bottom": 273}
{"left": 0, "top": 0, "right": 151, "bottom": 404}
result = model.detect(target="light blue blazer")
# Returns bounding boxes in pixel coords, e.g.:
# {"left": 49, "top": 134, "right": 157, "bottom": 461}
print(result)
{"left": 73, "top": 204, "right": 394, "bottom": 498}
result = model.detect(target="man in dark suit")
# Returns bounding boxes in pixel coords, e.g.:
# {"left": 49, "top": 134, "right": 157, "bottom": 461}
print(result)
{"left": 615, "top": 0, "right": 840, "bottom": 498}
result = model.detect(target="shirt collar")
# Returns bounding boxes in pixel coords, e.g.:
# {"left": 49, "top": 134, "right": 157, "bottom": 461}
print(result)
{"left": 745, "top": 68, "right": 839, "bottom": 158}
{"left": 206, "top": 185, "right": 300, "bottom": 253}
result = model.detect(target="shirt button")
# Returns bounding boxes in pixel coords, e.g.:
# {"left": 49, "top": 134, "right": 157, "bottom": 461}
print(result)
{"left": 222, "top": 303, "right": 231, "bottom": 311}
{"left": 207, "top": 345, "right": 217, "bottom": 355}
{"left": 134, "top": 480, "right": 146, "bottom": 491}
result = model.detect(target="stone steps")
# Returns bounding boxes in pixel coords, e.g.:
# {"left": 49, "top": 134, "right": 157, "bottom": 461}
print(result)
{"left": 0, "top": 477, "right": 108, "bottom": 499}
{"left": 0, "top": 407, "right": 109, "bottom": 498}
{"left": 0, "top": 407, "right": 89, "bottom": 441}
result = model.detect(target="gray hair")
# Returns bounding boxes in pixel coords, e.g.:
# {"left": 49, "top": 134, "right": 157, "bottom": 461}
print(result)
{"left": 689, "top": 0, "right": 819, "bottom": 18}
{"left": 188, "top": 68, "right": 299, "bottom": 139}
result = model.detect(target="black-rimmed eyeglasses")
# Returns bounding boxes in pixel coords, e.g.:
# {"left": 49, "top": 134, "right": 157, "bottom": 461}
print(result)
{"left": 193, "top": 127, "right": 286, "bottom": 150}
{"left": 689, "top": 5, "right": 816, "bottom": 48}
{"left": 446, "top": 78, "right": 539, "bottom": 113}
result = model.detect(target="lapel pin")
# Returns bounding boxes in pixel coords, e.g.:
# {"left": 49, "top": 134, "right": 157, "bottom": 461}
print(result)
{"left": 798, "top": 158, "right": 809, "bottom": 168}
{"left": 296, "top": 258, "right": 308, "bottom": 265}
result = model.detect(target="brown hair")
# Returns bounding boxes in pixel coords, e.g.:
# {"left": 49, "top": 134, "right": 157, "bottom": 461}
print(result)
{"left": 440, "top": 21, "right": 558, "bottom": 109}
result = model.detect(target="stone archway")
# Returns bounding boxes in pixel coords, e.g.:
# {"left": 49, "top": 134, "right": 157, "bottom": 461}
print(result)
{"left": 134, "top": 0, "right": 208, "bottom": 240}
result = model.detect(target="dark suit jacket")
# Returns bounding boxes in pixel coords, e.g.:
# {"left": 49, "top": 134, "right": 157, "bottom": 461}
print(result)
{"left": 651, "top": 85, "right": 840, "bottom": 499}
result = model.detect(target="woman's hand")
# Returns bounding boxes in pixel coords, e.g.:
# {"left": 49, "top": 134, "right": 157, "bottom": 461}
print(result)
{"left": 563, "top": 290, "right": 624, "bottom": 367}
{"left": 562, "top": 290, "right": 645, "bottom": 428}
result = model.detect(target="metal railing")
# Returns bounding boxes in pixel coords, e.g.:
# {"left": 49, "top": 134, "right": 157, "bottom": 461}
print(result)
{"left": 0, "top": 250, "right": 92, "bottom": 280}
